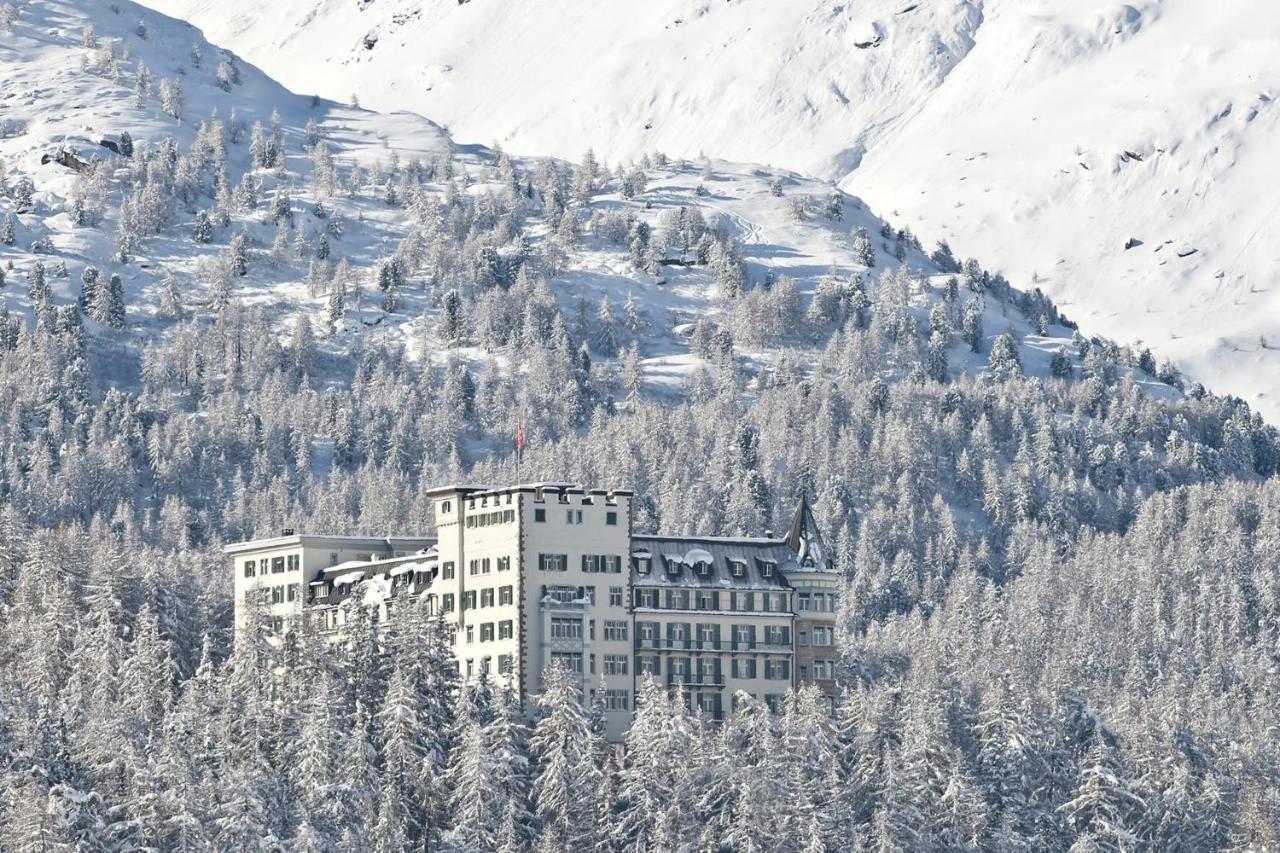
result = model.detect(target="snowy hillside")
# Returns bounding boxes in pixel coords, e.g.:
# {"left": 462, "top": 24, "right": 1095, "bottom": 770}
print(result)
{"left": 0, "top": 0, "right": 1086, "bottom": 415}
{"left": 135, "top": 0, "right": 1280, "bottom": 419}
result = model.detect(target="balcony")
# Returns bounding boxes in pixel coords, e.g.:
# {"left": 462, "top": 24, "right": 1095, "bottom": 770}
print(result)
{"left": 635, "top": 638, "right": 793, "bottom": 654}
{"left": 668, "top": 673, "right": 725, "bottom": 688}
{"left": 540, "top": 596, "right": 588, "bottom": 611}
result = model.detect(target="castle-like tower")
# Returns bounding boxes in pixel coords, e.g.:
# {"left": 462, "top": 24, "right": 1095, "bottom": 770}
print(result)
{"left": 226, "top": 483, "right": 841, "bottom": 739}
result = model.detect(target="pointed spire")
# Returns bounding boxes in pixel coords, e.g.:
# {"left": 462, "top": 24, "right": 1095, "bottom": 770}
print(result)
{"left": 785, "top": 494, "right": 833, "bottom": 571}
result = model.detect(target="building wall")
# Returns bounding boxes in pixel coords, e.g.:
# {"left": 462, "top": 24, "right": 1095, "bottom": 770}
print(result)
{"left": 230, "top": 536, "right": 434, "bottom": 634}
{"left": 429, "top": 485, "right": 634, "bottom": 739}
{"left": 790, "top": 571, "right": 842, "bottom": 708}
{"left": 518, "top": 487, "right": 633, "bottom": 741}
{"left": 633, "top": 588, "right": 796, "bottom": 718}
{"left": 432, "top": 488, "right": 524, "bottom": 684}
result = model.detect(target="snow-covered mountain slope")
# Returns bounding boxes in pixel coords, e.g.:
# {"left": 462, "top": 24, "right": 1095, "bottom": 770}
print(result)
{"left": 133, "top": 0, "right": 1280, "bottom": 419}
{"left": 1, "top": 0, "right": 1065, "bottom": 410}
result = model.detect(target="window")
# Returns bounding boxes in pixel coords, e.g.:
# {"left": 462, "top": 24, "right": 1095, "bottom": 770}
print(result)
{"left": 668, "top": 623, "right": 690, "bottom": 645}
{"left": 758, "top": 559, "right": 776, "bottom": 578}
{"left": 732, "top": 658, "right": 757, "bottom": 679}
{"left": 582, "top": 554, "right": 602, "bottom": 573}
{"left": 698, "top": 657, "right": 720, "bottom": 681}
{"left": 635, "top": 589, "right": 658, "bottom": 608}
{"left": 481, "top": 588, "right": 495, "bottom": 608}
{"left": 637, "top": 621, "right": 659, "bottom": 643}
{"left": 697, "top": 623, "right": 720, "bottom": 646}
{"left": 535, "top": 508, "right": 546, "bottom": 522}
{"left": 638, "top": 655, "right": 660, "bottom": 676}
{"left": 328, "top": 553, "right": 338, "bottom": 567}
{"left": 799, "top": 631, "right": 809, "bottom": 647}
{"left": 798, "top": 593, "right": 811, "bottom": 611}
{"left": 538, "top": 554, "right": 568, "bottom": 572}
{"left": 499, "top": 585, "right": 514, "bottom": 606}
{"left": 466, "top": 625, "right": 474, "bottom": 644}
{"left": 729, "top": 560, "right": 746, "bottom": 578}
{"left": 286, "top": 584, "right": 299, "bottom": 602}
{"left": 604, "top": 620, "right": 628, "bottom": 641}
{"left": 695, "top": 591, "right": 718, "bottom": 610}
{"left": 606, "top": 511, "right": 618, "bottom": 526}
{"left": 272, "top": 557, "right": 286, "bottom": 574}
{"left": 694, "top": 560, "right": 712, "bottom": 578}
{"left": 635, "top": 556, "right": 651, "bottom": 574}
{"left": 733, "top": 624, "right": 756, "bottom": 648}
{"left": 480, "top": 656, "right": 491, "bottom": 675}
{"left": 498, "top": 654, "right": 513, "bottom": 674}
{"left": 812, "top": 660, "right": 835, "bottom": 680}
{"left": 271, "top": 586, "right": 285, "bottom": 604}
{"left": 287, "top": 554, "right": 299, "bottom": 571}
{"left": 550, "top": 652, "right": 583, "bottom": 673}
{"left": 243, "top": 560, "right": 256, "bottom": 578}
{"left": 604, "top": 689, "right": 629, "bottom": 711}
{"left": 550, "top": 618, "right": 583, "bottom": 640}
{"left": 811, "top": 626, "right": 832, "bottom": 645}
{"left": 463, "top": 591, "right": 477, "bottom": 610}
{"left": 609, "top": 586, "right": 624, "bottom": 607}
{"left": 665, "top": 590, "right": 690, "bottom": 610}
{"left": 497, "top": 556, "right": 511, "bottom": 572}
{"left": 606, "top": 555, "right": 622, "bottom": 573}
{"left": 665, "top": 557, "right": 680, "bottom": 577}
{"left": 442, "top": 561, "right": 456, "bottom": 580}
{"left": 503, "top": 510, "right": 515, "bottom": 523}
{"left": 480, "top": 623, "right": 495, "bottom": 642}
{"left": 566, "top": 509, "right": 583, "bottom": 524}
{"left": 765, "top": 659, "right": 791, "bottom": 680}
{"left": 442, "top": 593, "right": 455, "bottom": 613}
{"left": 466, "top": 659, "right": 474, "bottom": 677}
{"left": 499, "top": 620, "right": 514, "bottom": 640}
{"left": 764, "top": 625, "right": 790, "bottom": 646}
{"left": 441, "top": 500, "right": 451, "bottom": 513}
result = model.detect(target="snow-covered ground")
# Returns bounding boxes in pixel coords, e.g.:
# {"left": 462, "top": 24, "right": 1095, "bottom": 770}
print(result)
{"left": 133, "top": 0, "right": 1280, "bottom": 419}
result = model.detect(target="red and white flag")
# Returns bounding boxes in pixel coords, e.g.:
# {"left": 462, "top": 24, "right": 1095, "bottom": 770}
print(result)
{"left": 516, "top": 420, "right": 526, "bottom": 455}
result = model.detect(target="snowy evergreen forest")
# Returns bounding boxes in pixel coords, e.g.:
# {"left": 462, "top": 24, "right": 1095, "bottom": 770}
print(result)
{"left": 1, "top": 0, "right": 1280, "bottom": 849}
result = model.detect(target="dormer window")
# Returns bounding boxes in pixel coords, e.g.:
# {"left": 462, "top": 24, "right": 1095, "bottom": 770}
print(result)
{"left": 665, "top": 557, "right": 681, "bottom": 577}
{"left": 729, "top": 560, "right": 746, "bottom": 578}
{"left": 757, "top": 559, "right": 776, "bottom": 579}
{"left": 695, "top": 561, "right": 712, "bottom": 578}
{"left": 635, "top": 556, "right": 651, "bottom": 575}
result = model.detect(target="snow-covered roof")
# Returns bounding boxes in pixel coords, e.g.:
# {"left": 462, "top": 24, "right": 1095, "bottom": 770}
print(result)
{"left": 633, "top": 535, "right": 794, "bottom": 591}
{"left": 331, "top": 569, "right": 366, "bottom": 585}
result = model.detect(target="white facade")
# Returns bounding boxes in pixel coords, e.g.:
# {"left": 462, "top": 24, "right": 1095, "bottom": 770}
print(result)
{"left": 226, "top": 533, "right": 437, "bottom": 635}
{"left": 227, "top": 483, "right": 840, "bottom": 740}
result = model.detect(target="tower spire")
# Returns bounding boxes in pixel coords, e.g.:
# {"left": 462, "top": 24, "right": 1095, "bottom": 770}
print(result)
{"left": 785, "top": 493, "right": 832, "bottom": 571}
